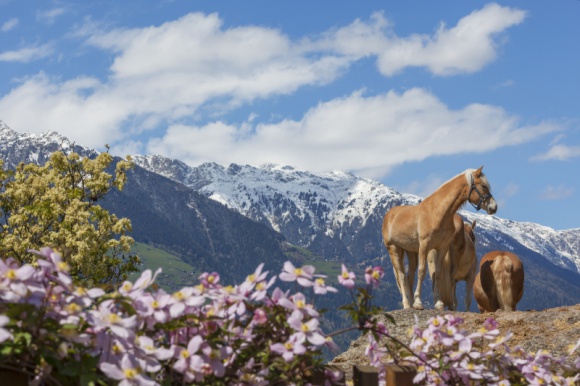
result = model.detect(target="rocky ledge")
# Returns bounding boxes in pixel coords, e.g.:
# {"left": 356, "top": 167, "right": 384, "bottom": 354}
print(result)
{"left": 330, "top": 305, "right": 580, "bottom": 382}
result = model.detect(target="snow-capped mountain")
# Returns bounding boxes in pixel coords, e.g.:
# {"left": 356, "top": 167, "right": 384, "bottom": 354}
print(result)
{"left": 0, "top": 120, "right": 98, "bottom": 168}
{"left": 2, "top": 121, "right": 580, "bottom": 310}
{"left": 132, "top": 154, "right": 420, "bottom": 245}
{"left": 133, "top": 154, "right": 580, "bottom": 275}
{"left": 461, "top": 212, "right": 580, "bottom": 273}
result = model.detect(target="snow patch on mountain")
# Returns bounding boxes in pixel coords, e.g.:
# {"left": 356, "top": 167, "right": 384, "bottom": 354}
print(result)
{"left": 132, "top": 153, "right": 580, "bottom": 274}
{"left": 461, "top": 211, "right": 580, "bottom": 273}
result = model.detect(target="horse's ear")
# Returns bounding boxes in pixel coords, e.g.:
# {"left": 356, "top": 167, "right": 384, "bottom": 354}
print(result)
{"left": 473, "top": 165, "right": 484, "bottom": 177}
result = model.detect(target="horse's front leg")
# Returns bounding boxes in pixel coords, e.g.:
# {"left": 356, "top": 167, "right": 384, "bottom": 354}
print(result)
{"left": 412, "top": 245, "right": 429, "bottom": 310}
{"left": 406, "top": 251, "right": 418, "bottom": 303}
{"left": 388, "top": 245, "right": 413, "bottom": 309}
{"left": 428, "top": 247, "right": 447, "bottom": 311}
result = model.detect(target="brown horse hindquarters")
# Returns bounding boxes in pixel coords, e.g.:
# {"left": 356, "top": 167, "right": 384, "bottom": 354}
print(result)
{"left": 474, "top": 251, "right": 524, "bottom": 312}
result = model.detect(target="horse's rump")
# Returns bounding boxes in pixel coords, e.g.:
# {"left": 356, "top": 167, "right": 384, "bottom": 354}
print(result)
{"left": 492, "top": 254, "right": 515, "bottom": 311}
{"left": 474, "top": 250, "right": 524, "bottom": 312}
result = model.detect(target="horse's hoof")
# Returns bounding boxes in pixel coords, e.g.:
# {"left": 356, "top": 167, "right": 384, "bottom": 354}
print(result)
{"left": 434, "top": 301, "right": 445, "bottom": 311}
{"left": 413, "top": 302, "right": 424, "bottom": 310}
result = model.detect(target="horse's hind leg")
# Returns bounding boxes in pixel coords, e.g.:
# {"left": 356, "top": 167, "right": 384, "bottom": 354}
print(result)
{"left": 464, "top": 266, "right": 477, "bottom": 311}
{"left": 450, "top": 279, "right": 458, "bottom": 311}
{"left": 427, "top": 248, "right": 447, "bottom": 311}
{"left": 388, "top": 245, "right": 413, "bottom": 309}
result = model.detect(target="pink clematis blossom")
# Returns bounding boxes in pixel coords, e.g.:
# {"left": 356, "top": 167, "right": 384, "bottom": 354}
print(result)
{"left": 270, "top": 334, "right": 307, "bottom": 362}
{"left": 277, "top": 292, "right": 319, "bottom": 317}
{"left": 364, "top": 266, "right": 384, "bottom": 288}
{"left": 100, "top": 354, "right": 157, "bottom": 386}
{"left": 88, "top": 299, "right": 137, "bottom": 339}
{"left": 173, "top": 335, "right": 205, "bottom": 375}
{"left": 287, "top": 310, "right": 326, "bottom": 346}
{"left": 312, "top": 275, "right": 337, "bottom": 295}
{"left": 278, "top": 261, "right": 315, "bottom": 287}
{"left": 337, "top": 264, "right": 355, "bottom": 289}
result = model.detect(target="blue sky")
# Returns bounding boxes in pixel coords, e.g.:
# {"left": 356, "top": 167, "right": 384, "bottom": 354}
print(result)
{"left": 1, "top": 1, "right": 579, "bottom": 230}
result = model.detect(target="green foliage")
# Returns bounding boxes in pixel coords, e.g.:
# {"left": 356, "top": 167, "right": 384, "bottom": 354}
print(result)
{"left": 0, "top": 151, "right": 140, "bottom": 285}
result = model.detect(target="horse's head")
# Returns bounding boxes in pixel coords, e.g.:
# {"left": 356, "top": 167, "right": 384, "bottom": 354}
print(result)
{"left": 466, "top": 166, "right": 497, "bottom": 215}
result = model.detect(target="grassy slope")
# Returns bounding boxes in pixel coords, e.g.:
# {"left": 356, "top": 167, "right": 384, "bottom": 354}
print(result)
{"left": 129, "top": 242, "right": 199, "bottom": 292}
{"left": 131, "top": 240, "right": 368, "bottom": 290}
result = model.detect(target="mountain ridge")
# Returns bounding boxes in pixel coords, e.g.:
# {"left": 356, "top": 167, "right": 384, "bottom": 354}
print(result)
{"left": 132, "top": 153, "right": 580, "bottom": 275}
{"left": 2, "top": 121, "right": 580, "bottom": 312}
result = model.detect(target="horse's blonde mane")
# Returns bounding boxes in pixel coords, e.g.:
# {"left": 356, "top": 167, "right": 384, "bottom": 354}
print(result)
{"left": 464, "top": 168, "right": 492, "bottom": 192}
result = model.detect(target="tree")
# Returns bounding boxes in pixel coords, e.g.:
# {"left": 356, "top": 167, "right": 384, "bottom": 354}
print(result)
{"left": 0, "top": 150, "right": 140, "bottom": 285}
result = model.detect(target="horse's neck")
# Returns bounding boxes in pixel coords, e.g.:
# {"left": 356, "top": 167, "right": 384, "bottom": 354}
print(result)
{"left": 423, "top": 174, "right": 468, "bottom": 220}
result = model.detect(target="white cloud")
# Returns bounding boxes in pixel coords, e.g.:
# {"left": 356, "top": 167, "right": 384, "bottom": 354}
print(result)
{"left": 0, "top": 6, "right": 531, "bottom": 167}
{"left": 503, "top": 182, "right": 520, "bottom": 198}
{"left": 0, "top": 73, "right": 126, "bottom": 146}
{"left": 540, "top": 185, "right": 573, "bottom": 201}
{"left": 495, "top": 182, "right": 519, "bottom": 210}
{"left": 1, "top": 17, "right": 18, "bottom": 32}
{"left": 0, "top": 44, "right": 52, "bottom": 62}
{"left": 36, "top": 7, "right": 66, "bottom": 25}
{"left": 397, "top": 175, "right": 445, "bottom": 199}
{"left": 146, "top": 88, "right": 556, "bottom": 178}
{"left": 532, "top": 144, "right": 580, "bottom": 161}
{"left": 312, "top": 4, "right": 526, "bottom": 76}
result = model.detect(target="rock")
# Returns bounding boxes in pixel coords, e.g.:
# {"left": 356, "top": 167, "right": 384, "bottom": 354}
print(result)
{"left": 329, "top": 305, "right": 580, "bottom": 382}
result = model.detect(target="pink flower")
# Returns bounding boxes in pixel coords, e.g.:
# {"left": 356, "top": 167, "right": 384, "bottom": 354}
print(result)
{"left": 0, "top": 315, "right": 13, "bottom": 343}
{"left": 136, "top": 335, "right": 173, "bottom": 362}
{"left": 365, "top": 334, "right": 386, "bottom": 367}
{"left": 312, "top": 276, "right": 337, "bottom": 295}
{"left": 287, "top": 310, "right": 326, "bottom": 345}
{"left": 270, "top": 334, "right": 307, "bottom": 362}
{"left": 199, "top": 272, "right": 221, "bottom": 289}
{"left": 120, "top": 268, "right": 161, "bottom": 298}
{"left": 169, "top": 287, "right": 205, "bottom": 318}
{"left": 279, "top": 261, "right": 315, "bottom": 287}
{"left": 252, "top": 308, "right": 268, "bottom": 325}
{"left": 88, "top": 299, "right": 137, "bottom": 339}
{"left": 277, "top": 292, "right": 319, "bottom": 317}
{"left": 364, "top": 266, "right": 384, "bottom": 288}
{"left": 337, "top": 264, "right": 355, "bottom": 289}
{"left": 99, "top": 354, "right": 157, "bottom": 386}
{"left": 241, "top": 263, "right": 269, "bottom": 290}
{"left": 173, "top": 335, "right": 204, "bottom": 374}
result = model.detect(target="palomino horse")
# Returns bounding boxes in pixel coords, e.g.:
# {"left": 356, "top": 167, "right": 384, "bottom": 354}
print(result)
{"left": 438, "top": 215, "right": 477, "bottom": 311}
{"left": 382, "top": 166, "right": 497, "bottom": 310}
{"left": 473, "top": 251, "right": 524, "bottom": 312}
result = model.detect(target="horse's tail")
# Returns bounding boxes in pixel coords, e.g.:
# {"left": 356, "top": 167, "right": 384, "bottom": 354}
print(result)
{"left": 493, "top": 254, "right": 514, "bottom": 311}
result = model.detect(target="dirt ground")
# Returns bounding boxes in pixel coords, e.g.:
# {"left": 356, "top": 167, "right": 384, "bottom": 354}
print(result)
{"left": 329, "top": 304, "right": 580, "bottom": 381}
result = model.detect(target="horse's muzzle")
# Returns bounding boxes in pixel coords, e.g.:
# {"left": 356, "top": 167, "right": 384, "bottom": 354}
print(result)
{"left": 487, "top": 201, "right": 498, "bottom": 215}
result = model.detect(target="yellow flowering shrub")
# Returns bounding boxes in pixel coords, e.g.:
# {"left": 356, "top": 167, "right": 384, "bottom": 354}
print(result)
{"left": 0, "top": 150, "right": 140, "bottom": 285}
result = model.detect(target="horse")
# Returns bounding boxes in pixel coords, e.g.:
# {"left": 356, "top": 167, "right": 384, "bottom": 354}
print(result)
{"left": 382, "top": 166, "right": 497, "bottom": 310}
{"left": 438, "top": 215, "right": 477, "bottom": 311}
{"left": 473, "top": 250, "right": 524, "bottom": 312}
